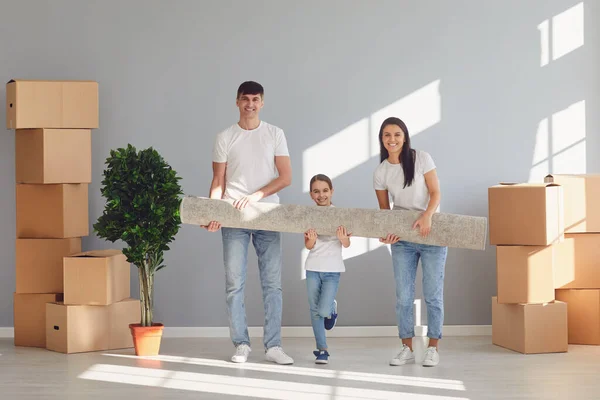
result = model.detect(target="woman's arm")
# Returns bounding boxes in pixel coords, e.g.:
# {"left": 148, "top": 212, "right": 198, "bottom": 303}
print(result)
{"left": 412, "top": 168, "right": 441, "bottom": 237}
{"left": 375, "top": 190, "right": 391, "bottom": 210}
{"left": 375, "top": 189, "right": 400, "bottom": 244}
{"left": 422, "top": 169, "right": 441, "bottom": 217}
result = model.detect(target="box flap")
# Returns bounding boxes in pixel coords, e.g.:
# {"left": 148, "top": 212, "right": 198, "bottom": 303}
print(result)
{"left": 546, "top": 173, "right": 600, "bottom": 181}
{"left": 493, "top": 182, "right": 559, "bottom": 188}
{"left": 7, "top": 79, "right": 97, "bottom": 84}
{"left": 69, "top": 249, "right": 123, "bottom": 258}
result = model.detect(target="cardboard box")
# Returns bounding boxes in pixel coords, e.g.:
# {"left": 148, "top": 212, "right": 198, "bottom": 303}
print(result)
{"left": 14, "top": 293, "right": 63, "bottom": 348}
{"left": 554, "top": 234, "right": 600, "bottom": 289}
{"left": 555, "top": 289, "right": 600, "bottom": 345}
{"left": 16, "top": 184, "right": 88, "bottom": 238}
{"left": 496, "top": 245, "right": 554, "bottom": 304}
{"left": 545, "top": 174, "right": 600, "bottom": 233}
{"left": 63, "top": 250, "right": 130, "bottom": 305}
{"left": 491, "top": 296, "right": 568, "bottom": 354}
{"left": 16, "top": 238, "right": 81, "bottom": 294}
{"left": 488, "top": 183, "right": 564, "bottom": 245}
{"left": 15, "top": 129, "right": 92, "bottom": 184}
{"left": 6, "top": 79, "right": 99, "bottom": 129}
{"left": 46, "top": 298, "right": 140, "bottom": 354}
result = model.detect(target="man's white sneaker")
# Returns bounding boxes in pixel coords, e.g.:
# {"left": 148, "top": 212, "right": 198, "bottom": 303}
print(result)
{"left": 265, "top": 346, "right": 294, "bottom": 365}
{"left": 231, "top": 344, "right": 251, "bottom": 363}
{"left": 422, "top": 346, "right": 439, "bottom": 367}
{"left": 389, "top": 344, "right": 415, "bottom": 366}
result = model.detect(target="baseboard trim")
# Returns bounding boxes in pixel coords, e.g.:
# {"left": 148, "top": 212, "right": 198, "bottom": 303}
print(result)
{"left": 0, "top": 328, "right": 14, "bottom": 338}
{"left": 0, "top": 325, "right": 491, "bottom": 339}
{"left": 162, "top": 325, "right": 492, "bottom": 338}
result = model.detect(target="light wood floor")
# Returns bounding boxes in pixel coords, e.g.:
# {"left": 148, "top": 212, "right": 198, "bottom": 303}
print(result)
{"left": 1, "top": 336, "right": 598, "bottom": 399}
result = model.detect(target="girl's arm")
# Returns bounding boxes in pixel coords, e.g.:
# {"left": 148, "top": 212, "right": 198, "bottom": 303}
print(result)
{"left": 337, "top": 226, "right": 351, "bottom": 248}
{"left": 305, "top": 229, "right": 317, "bottom": 250}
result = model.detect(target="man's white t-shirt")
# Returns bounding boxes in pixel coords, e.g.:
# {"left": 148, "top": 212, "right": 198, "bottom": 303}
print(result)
{"left": 373, "top": 149, "right": 437, "bottom": 212}
{"left": 212, "top": 121, "right": 289, "bottom": 204}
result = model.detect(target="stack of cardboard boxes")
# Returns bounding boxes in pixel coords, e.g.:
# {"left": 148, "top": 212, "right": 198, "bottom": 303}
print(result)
{"left": 9, "top": 79, "right": 97, "bottom": 348}
{"left": 7, "top": 79, "right": 139, "bottom": 353}
{"left": 488, "top": 181, "right": 568, "bottom": 354}
{"left": 46, "top": 250, "right": 140, "bottom": 353}
{"left": 488, "top": 174, "right": 600, "bottom": 354}
{"left": 547, "top": 174, "right": 600, "bottom": 346}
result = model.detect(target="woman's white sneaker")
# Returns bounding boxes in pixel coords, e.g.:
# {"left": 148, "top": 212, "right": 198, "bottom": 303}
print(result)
{"left": 231, "top": 344, "right": 251, "bottom": 363}
{"left": 389, "top": 344, "right": 415, "bottom": 366}
{"left": 422, "top": 346, "right": 439, "bottom": 367}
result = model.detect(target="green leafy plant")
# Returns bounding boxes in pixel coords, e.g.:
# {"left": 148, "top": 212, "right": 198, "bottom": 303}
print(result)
{"left": 94, "top": 144, "right": 183, "bottom": 327}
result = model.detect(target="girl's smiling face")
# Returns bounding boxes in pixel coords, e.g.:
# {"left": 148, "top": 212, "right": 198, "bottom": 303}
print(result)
{"left": 310, "top": 180, "right": 333, "bottom": 206}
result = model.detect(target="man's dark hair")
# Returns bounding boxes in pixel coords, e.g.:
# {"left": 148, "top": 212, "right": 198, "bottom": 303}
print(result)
{"left": 237, "top": 81, "right": 264, "bottom": 99}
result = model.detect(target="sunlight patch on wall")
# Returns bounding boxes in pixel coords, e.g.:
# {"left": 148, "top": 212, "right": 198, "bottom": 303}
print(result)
{"left": 529, "top": 118, "right": 550, "bottom": 182}
{"left": 529, "top": 100, "right": 586, "bottom": 182}
{"left": 551, "top": 100, "right": 586, "bottom": 173}
{"left": 538, "top": 20, "right": 550, "bottom": 67}
{"left": 300, "top": 247, "right": 308, "bottom": 279}
{"left": 302, "top": 118, "right": 369, "bottom": 191}
{"left": 538, "top": 2, "right": 584, "bottom": 67}
{"left": 342, "top": 237, "right": 389, "bottom": 260}
{"left": 369, "top": 80, "right": 442, "bottom": 157}
{"left": 302, "top": 80, "right": 441, "bottom": 192}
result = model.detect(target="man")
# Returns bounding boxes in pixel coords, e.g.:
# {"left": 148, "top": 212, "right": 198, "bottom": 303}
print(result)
{"left": 203, "top": 81, "right": 293, "bottom": 364}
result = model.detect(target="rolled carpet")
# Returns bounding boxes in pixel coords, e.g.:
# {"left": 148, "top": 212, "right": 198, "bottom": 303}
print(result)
{"left": 180, "top": 196, "right": 487, "bottom": 251}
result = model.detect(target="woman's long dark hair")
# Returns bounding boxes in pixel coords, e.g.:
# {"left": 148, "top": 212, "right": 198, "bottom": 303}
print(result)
{"left": 379, "top": 117, "right": 415, "bottom": 188}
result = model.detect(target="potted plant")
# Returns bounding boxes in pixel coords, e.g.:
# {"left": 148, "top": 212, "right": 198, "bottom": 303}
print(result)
{"left": 93, "top": 144, "right": 183, "bottom": 356}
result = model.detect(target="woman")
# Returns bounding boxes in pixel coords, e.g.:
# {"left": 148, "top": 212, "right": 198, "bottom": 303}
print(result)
{"left": 373, "top": 116, "right": 447, "bottom": 367}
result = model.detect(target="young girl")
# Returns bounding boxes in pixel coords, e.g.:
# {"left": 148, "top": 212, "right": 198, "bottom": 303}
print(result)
{"left": 304, "top": 174, "right": 351, "bottom": 364}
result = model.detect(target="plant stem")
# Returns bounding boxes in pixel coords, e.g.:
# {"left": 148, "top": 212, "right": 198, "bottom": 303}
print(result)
{"left": 138, "top": 267, "right": 146, "bottom": 326}
{"left": 138, "top": 260, "right": 153, "bottom": 327}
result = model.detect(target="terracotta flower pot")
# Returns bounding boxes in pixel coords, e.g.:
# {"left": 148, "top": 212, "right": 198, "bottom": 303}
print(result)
{"left": 129, "top": 323, "right": 164, "bottom": 356}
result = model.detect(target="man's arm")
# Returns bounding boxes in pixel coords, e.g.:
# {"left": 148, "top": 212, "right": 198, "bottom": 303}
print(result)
{"left": 210, "top": 162, "right": 227, "bottom": 199}
{"left": 233, "top": 156, "right": 292, "bottom": 209}
{"left": 203, "top": 162, "right": 226, "bottom": 231}
{"left": 254, "top": 155, "right": 292, "bottom": 198}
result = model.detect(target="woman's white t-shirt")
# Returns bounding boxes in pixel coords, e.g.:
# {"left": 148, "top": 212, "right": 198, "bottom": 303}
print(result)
{"left": 304, "top": 206, "right": 346, "bottom": 273}
{"left": 373, "top": 149, "right": 437, "bottom": 212}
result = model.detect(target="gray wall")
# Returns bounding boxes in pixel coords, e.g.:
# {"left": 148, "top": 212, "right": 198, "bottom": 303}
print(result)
{"left": 1, "top": 0, "right": 598, "bottom": 328}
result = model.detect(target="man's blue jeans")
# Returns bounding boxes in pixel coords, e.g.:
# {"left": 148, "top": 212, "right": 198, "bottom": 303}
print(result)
{"left": 222, "top": 228, "right": 282, "bottom": 349}
{"left": 391, "top": 240, "right": 448, "bottom": 340}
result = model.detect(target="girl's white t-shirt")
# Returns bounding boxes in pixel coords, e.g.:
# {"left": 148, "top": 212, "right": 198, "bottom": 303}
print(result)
{"left": 304, "top": 206, "right": 346, "bottom": 273}
{"left": 373, "top": 149, "right": 437, "bottom": 212}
